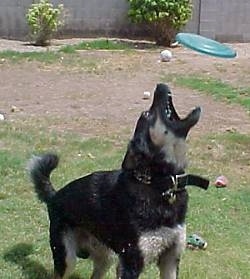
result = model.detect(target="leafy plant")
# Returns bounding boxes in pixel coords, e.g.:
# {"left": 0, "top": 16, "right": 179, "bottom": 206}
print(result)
{"left": 26, "top": 0, "right": 64, "bottom": 46}
{"left": 128, "top": 0, "right": 192, "bottom": 46}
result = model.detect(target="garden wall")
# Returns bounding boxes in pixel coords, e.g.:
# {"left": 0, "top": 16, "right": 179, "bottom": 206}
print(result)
{"left": 0, "top": 0, "right": 250, "bottom": 42}
{"left": 198, "top": 0, "right": 250, "bottom": 42}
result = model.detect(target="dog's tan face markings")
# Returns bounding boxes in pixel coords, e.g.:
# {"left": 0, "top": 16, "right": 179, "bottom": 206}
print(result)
{"left": 149, "top": 116, "right": 187, "bottom": 171}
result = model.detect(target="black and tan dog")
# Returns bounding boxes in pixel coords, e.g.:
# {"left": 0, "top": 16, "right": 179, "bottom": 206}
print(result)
{"left": 28, "top": 84, "right": 209, "bottom": 279}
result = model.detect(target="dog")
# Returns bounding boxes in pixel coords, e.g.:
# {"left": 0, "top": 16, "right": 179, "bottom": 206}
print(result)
{"left": 28, "top": 83, "right": 209, "bottom": 279}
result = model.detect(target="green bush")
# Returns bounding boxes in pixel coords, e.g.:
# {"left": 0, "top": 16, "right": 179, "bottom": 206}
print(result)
{"left": 128, "top": 0, "right": 192, "bottom": 46}
{"left": 26, "top": 0, "right": 64, "bottom": 46}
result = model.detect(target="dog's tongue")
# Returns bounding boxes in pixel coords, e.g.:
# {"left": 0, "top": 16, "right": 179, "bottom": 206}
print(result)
{"left": 151, "top": 84, "right": 180, "bottom": 121}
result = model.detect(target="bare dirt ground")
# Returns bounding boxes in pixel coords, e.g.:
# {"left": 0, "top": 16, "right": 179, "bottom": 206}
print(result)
{"left": 0, "top": 39, "right": 249, "bottom": 139}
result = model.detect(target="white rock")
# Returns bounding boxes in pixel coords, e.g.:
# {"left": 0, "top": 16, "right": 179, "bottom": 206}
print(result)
{"left": 143, "top": 91, "right": 151, "bottom": 99}
{"left": 0, "top": 113, "right": 5, "bottom": 121}
{"left": 160, "top": 50, "right": 172, "bottom": 62}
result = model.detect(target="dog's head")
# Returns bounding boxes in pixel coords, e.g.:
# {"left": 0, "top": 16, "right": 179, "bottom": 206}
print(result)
{"left": 122, "top": 83, "right": 201, "bottom": 176}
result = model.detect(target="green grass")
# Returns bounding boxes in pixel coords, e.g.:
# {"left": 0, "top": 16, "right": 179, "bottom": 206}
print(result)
{"left": 0, "top": 40, "right": 134, "bottom": 64}
{"left": 165, "top": 75, "right": 250, "bottom": 113}
{"left": 0, "top": 40, "right": 138, "bottom": 73}
{"left": 0, "top": 50, "right": 61, "bottom": 64}
{"left": 59, "top": 39, "right": 133, "bottom": 53}
{"left": 184, "top": 132, "right": 250, "bottom": 279}
{"left": 0, "top": 116, "right": 249, "bottom": 278}
{"left": 0, "top": 49, "right": 109, "bottom": 74}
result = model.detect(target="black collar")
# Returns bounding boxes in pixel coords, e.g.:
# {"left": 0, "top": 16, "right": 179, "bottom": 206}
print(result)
{"left": 132, "top": 169, "right": 209, "bottom": 203}
{"left": 133, "top": 169, "right": 209, "bottom": 189}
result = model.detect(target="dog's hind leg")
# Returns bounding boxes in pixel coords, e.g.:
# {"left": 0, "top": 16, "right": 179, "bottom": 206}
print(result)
{"left": 91, "top": 254, "right": 112, "bottom": 279}
{"left": 89, "top": 244, "right": 113, "bottom": 279}
{"left": 50, "top": 226, "right": 77, "bottom": 279}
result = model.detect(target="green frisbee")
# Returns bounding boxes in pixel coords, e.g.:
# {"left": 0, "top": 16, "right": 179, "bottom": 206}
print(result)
{"left": 176, "top": 33, "right": 237, "bottom": 58}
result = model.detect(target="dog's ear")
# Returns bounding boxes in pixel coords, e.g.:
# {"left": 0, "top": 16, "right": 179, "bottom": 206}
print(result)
{"left": 184, "top": 106, "right": 201, "bottom": 129}
{"left": 122, "top": 137, "right": 150, "bottom": 170}
{"left": 122, "top": 146, "right": 136, "bottom": 170}
{"left": 177, "top": 106, "right": 201, "bottom": 137}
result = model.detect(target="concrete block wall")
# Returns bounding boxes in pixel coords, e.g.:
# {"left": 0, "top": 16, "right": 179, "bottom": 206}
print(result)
{"left": 54, "top": 0, "right": 135, "bottom": 37}
{"left": 185, "top": 0, "right": 200, "bottom": 34}
{"left": 199, "top": 0, "right": 250, "bottom": 42}
{"left": 0, "top": 0, "right": 32, "bottom": 39}
{"left": 0, "top": 0, "right": 137, "bottom": 40}
{"left": 0, "top": 0, "right": 29, "bottom": 38}
{"left": 1, "top": 0, "right": 250, "bottom": 42}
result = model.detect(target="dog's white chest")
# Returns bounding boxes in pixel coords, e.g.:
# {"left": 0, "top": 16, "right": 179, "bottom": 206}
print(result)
{"left": 138, "top": 225, "right": 186, "bottom": 264}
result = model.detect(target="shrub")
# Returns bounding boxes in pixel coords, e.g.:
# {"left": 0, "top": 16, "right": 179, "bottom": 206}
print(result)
{"left": 26, "top": 0, "right": 64, "bottom": 46}
{"left": 128, "top": 0, "right": 192, "bottom": 46}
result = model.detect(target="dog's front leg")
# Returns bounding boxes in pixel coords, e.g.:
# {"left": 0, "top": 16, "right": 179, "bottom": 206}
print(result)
{"left": 158, "top": 247, "right": 181, "bottom": 279}
{"left": 116, "top": 250, "right": 144, "bottom": 279}
{"left": 159, "top": 224, "right": 186, "bottom": 279}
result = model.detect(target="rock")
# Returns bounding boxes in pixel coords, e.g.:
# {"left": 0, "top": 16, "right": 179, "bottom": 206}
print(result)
{"left": 160, "top": 50, "right": 172, "bottom": 62}
{"left": 143, "top": 91, "right": 151, "bottom": 100}
{"left": 0, "top": 113, "right": 5, "bottom": 121}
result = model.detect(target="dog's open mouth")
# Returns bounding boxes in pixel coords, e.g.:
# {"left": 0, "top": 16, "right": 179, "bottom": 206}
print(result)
{"left": 122, "top": 83, "right": 203, "bottom": 175}
{"left": 149, "top": 83, "right": 179, "bottom": 122}
{"left": 148, "top": 84, "right": 201, "bottom": 138}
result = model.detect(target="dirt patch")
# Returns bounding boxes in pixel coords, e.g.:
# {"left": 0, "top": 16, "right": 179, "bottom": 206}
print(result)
{"left": 0, "top": 40, "right": 249, "bottom": 138}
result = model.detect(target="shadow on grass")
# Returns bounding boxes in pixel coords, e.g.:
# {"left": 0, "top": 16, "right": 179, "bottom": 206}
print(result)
{"left": 4, "top": 243, "right": 83, "bottom": 279}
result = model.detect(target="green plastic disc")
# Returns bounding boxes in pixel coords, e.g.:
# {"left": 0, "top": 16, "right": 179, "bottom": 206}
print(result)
{"left": 176, "top": 33, "right": 237, "bottom": 58}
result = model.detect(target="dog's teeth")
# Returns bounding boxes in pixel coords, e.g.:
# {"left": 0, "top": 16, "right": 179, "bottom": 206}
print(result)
{"left": 165, "top": 109, "right": 171, "bottom": 118}
{"left": 165, "top": 101, "right": 173, "bottom": 118}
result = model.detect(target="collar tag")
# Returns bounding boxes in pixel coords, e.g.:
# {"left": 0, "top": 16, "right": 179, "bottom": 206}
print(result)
{"left": 133, "top": 169, "right": 151, "bottom": 184}
{"left": 162, "top": 189, "right": 176, "bottom": 204}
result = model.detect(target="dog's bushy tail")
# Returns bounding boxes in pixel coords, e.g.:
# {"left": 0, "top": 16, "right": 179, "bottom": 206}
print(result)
{"left": 27, "top": 153, "right": 59, "bottom": 203}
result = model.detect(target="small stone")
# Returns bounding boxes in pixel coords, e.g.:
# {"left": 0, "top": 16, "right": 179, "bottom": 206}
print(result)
{"left": 0, "top": 113, "right": 5, "bottom": 121}
{"left": 160, "top": 50, "right": 172, "bottom": 62}
{"left": 87, "top": 153, "right": 95, "bottom": 159}
{"left": 11, "top": 105, "right": 19, "bottom": 112}
{"left": 143, "top": 91, "right": 151, "bottom": 99}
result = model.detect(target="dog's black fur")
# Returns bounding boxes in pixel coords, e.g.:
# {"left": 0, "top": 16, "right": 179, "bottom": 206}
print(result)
{"left": 28, "top": 84, "right": 201, "bottom": 279}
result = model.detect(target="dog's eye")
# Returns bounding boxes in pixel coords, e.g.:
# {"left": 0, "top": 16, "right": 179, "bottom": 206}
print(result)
{"left": 164, "top": 130, "right": 168, "bottom": 135}
{"left": 143, "top": 111, "right": 150, "bottom": 118}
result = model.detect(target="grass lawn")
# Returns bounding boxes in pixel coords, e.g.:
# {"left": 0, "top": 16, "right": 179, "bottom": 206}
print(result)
{"left": 165, "top": 75, "right": 250, "bottom": 113}
{"left": 0, "top": 39, "right": 137, "bottom": 65}
{"left": 0, "top": 117, "right": 249, "bottom": 279}
{"left": 0, "top": 40, "right": 142, "bottom": 76}
{"left": 0, "top": 43, "right": 249, "bottom": 278}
